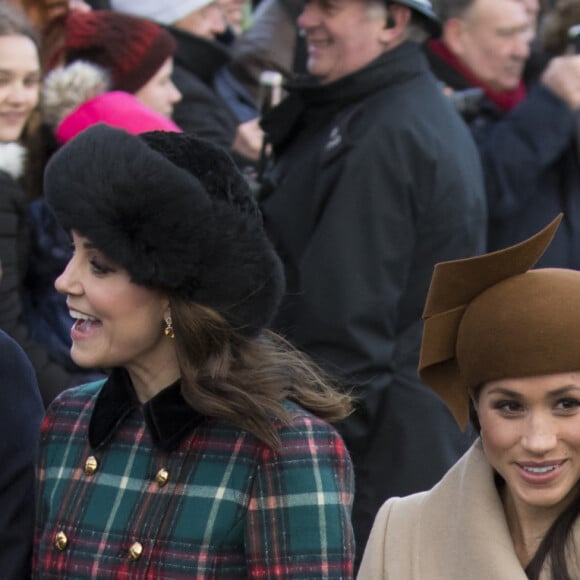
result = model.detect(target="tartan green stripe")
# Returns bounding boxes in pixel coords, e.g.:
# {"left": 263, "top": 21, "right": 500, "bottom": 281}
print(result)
{"left": 34, "top": 381, "right": 355, "bottom": 578}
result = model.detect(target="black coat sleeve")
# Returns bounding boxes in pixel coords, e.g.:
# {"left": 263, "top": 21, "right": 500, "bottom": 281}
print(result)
{"left": 171, "top": 65, "right": 238, "bottom": 150}
{"left": 0, "top": 330, "right": 44, "bottom": 579}
{"left": 472, "top": 84, "right": 575, "bottom": 220}
{"left": 0, "top": 173, "right": 71, "bottom": 406}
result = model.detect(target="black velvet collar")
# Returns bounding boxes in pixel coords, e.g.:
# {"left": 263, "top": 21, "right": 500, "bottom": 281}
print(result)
{"left": 88, "top": 368, "right": 205, "bottom": 452}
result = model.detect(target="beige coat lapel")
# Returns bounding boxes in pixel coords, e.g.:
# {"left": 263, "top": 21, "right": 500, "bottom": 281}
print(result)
{"left": 417, "top": 440, "right": 528, "bottom": 579}
{"left": 359, "top": 441, "right": 528, "bottom": 579}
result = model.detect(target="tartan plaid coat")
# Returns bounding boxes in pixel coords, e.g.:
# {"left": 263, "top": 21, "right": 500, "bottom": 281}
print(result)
{"left": 33, "top": 369, "right": 355, "bottom": 579}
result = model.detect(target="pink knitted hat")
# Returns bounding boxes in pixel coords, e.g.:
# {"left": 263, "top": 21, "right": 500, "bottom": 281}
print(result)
{"left": 56, "top": 91, "right": 180, "bottom": 144}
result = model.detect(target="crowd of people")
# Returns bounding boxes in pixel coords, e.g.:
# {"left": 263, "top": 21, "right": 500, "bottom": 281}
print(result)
{"left": 3, "top": 0, "right": 580, "bottom": 577}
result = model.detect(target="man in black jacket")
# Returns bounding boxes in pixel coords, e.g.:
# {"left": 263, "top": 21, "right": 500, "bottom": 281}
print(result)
{"left": 259, "top": 0, "right": 487, "bottom": 564}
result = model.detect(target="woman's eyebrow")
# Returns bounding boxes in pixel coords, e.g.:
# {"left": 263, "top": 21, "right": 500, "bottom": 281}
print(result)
{"left": 485, "top": 385, "right": 580, "bottom": 398}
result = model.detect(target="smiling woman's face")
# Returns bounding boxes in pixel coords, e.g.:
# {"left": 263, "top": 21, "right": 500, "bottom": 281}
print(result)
{"left": 475, "top": 372, "right": 580, "bottom": 517}
{"left": 55, "top": 231, "right": 173, "bottom": 376}
{"left": 0, "top": 34, "right": 39, "bottom": 143}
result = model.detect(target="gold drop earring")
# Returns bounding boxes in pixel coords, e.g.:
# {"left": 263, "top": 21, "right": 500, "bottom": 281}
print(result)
{"left": 164, "top": 314, "right": 175, "bottom": 339}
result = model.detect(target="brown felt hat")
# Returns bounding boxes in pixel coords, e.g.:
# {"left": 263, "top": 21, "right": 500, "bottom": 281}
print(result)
{"left": 418, "top": 214, "right": 580, "bottom": 429}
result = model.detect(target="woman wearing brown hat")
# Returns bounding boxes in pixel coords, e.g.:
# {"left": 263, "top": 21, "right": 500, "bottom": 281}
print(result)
{"left": 359, "top": 214, "right": 580, "bottom": 580}
{"left": 32, "top": 124, "right": 355, "bottom": 578}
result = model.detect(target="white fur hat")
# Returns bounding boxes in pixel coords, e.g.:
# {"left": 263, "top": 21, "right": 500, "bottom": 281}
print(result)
{"left": 110, "top": 0, "right": 214, "bottom": 25}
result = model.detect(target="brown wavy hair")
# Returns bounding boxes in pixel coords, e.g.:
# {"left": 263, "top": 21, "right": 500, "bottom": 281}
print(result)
{"left": 170, "top": 297, "right": 353, "bottom": 450}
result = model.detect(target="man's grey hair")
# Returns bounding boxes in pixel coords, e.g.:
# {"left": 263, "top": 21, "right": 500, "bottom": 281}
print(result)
{"left": 432, "top": 0, "right": 475, "bottom": 23}
{"left": 407, "top": 12, "right": 432, "bottom": 43}
{"left": 367, "top": 0, "right": 434, "bottom": 44}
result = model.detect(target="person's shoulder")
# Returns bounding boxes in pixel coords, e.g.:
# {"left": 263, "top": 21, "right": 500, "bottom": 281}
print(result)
{"left": 197, "top": 402, "right": 349, "bottom": 464}
{"left": 280, "top": 400, "right": 343, "bottom": 434}
{"left": 0, "top": 330, "right": 43, "bottom": 416}
{"left": 275, "top": 401, "right": 351, "bottom": 459}
{"left": 0, "top": 330, "right": 32, "bottom": 366}
{"left": 40, "top": 379, "right": 106, "bottom": 440}
{"left": 377, "top": 488, "right": 429, "bottom": 521}
{"left": 357, "top": 491, "right": 428, "bottom": 579}
{"left": 46, "top": 378, "right": 107, "bottom": 414}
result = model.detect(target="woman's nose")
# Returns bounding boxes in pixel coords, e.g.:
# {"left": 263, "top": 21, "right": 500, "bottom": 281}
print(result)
{"left": 54, "top": 257, "right": 82, "bottom": 296}
{"left": 521, "top": 413, "right": 557, "bottom": 455}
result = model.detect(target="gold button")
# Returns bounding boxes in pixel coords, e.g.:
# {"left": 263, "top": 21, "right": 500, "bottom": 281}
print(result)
{"left": 54, "top": 531, "right": 68, "bottom": 551}
{"left": 155, "top": 468, "right": 169, "bottom": 487}
{"left": 129, "top": 541, "right": 143, "bottom": 561}
{"left": 84, "top": 456, "right": 98, "bottom": 475}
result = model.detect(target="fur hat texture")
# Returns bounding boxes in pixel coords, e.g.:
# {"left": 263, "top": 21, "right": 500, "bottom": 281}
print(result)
{"left": 44, "top": 124, "right": 284, "bottom": 336}
{"left": 42, "top": 61, "right": 111, "bottom": 129}
{"left": 61, "top": 10, "right": 176, "bottom": 93}
{"left": 0, "top": 143, "right": 26, "bottom": 180}
{"left": 418, "top": 214, "right": 579, "bottom": 429}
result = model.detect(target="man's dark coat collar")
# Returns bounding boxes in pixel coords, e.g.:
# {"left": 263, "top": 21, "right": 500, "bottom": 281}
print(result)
{"left": 261, "top": 41, "right": 429, "bottom": 149}
{"left": 89, "top": 368, "right": 204, "bottom": 452}
{"left": 166, "top": 25, "right": 231, "bottom": 84}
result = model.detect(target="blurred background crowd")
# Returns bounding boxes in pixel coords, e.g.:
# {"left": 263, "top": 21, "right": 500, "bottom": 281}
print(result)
{"left": 3, "top": 0, "right": 580, "bottom": 573}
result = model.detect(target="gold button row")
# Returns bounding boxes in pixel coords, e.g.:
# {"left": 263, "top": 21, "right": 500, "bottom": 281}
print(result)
{"left": 83, "top": 457, "right": 169, "bottom": 488}
{"left": 155, "top": 468, "right": 169, "bottom": 487}
{"left": 54, "top": 532, "right": 144, "bottom": 561}
{"left": 129, "top": 542, "right": 143, "bottom": 561}
{"left": 84, "top": 456, "right": 98, "bottom": 475}
{"left": 54, "top": 531, "right": 67, "bottom": 551}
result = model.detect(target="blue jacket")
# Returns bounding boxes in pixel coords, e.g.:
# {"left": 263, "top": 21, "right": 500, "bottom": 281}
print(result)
{"left": 426, "top": 43, "right": 580, "bottom": 268}
{"left": 478, "top": 85, "right": 580, "bottom": 267}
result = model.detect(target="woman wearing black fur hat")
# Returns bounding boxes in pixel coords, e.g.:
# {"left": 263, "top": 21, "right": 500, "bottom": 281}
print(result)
{"left": 32, "top": 124, "right": 355, "bottom": 578}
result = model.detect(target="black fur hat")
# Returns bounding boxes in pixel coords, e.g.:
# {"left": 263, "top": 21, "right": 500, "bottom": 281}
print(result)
{"left": 44, "top": 124, "right": 285, "bottom": 336}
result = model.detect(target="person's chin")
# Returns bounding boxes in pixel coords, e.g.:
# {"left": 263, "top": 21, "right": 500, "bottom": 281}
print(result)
{"left": 0, "top": 126, "right": 24, "bottom": 143}
{"left": 70, "top": 341, "right": 106, "bottom": 369}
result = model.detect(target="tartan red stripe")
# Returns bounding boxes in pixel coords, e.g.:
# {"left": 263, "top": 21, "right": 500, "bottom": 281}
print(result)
{"left": 33, "top": 380, "right": 355, "bottom": 578}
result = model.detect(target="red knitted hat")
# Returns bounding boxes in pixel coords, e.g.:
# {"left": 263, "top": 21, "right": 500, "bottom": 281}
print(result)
{"left": 63, "top": 10, "right": 176, "bottom": 94}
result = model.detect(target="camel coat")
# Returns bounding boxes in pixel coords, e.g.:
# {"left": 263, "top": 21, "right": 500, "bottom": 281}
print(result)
{"left": 358, "top": 440, "right": 580, "bottom": 579}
